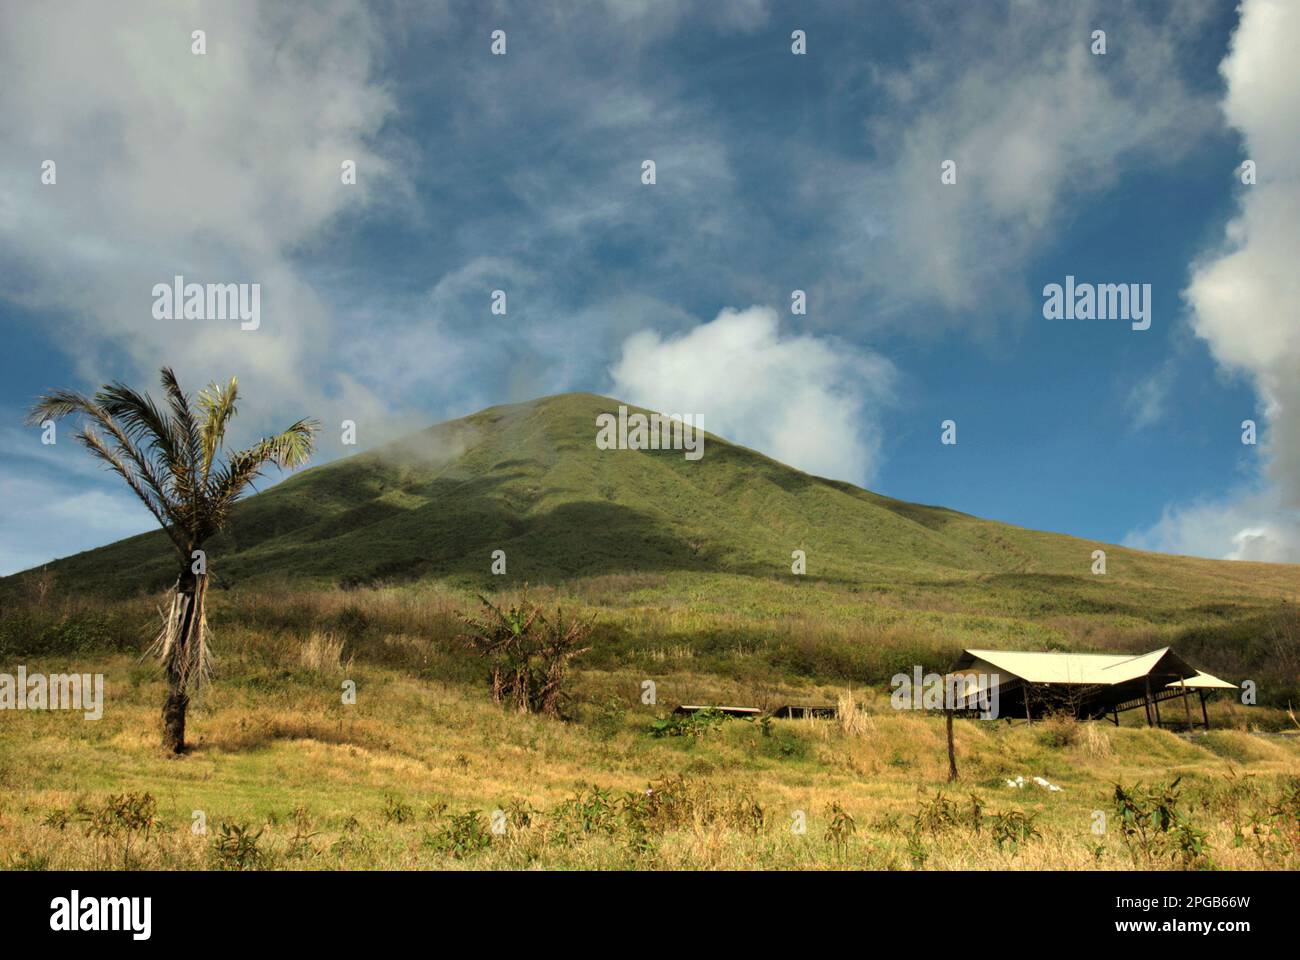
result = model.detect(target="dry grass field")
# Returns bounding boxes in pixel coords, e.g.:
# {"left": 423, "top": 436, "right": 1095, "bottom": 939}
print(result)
{"left": 2, "top": 581, "right": 1297, "bottom": 871}
{"left": 4, "top": 397, "right": 1298, "bottom": 871}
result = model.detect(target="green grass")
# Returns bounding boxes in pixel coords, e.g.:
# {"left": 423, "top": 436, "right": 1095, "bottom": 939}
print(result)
{"left": 7, "top": 392, "right": 1297, "bottom": 599}
{"left": 5, "top": 392, "right": 1296, "bottom": 699}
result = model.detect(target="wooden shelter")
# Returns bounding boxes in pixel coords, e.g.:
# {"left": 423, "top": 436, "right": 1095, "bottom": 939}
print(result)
{"left": 771, "top": 703, "right": 837, "bottom": 719}
{"left": 672, "top": 703, "right": 839, "bottom": 719}
{"left": 946, "top": 647, "right": 1237, "bottom": 729}
{"left": 672, "top": 704, "right": 761, "bottom": 718}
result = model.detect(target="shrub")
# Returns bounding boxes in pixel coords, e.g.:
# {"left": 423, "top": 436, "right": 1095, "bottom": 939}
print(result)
{"left": 425, "top": 811, "right": 493, "bottom": 859}
{"left": 590, "top": 695, "right": 627, "bottom": 736}
{"left": 457, "top": 592, "right": 592, "bottom": 716}
{"left": 991, "top": 809, "right": 1039, "bottom": 851}
{"left": 824, "top": 802, "right": 857, "bottom": 858}
{"left": 911, "top": 792, "right": 962, "bottom": 836}
{"left": 1038, "top": 712, "right": 1080, "bottom": 749}
{"left": 649, "top": 707, "right": 728, "bottom": 739}
{"left": 79, "top": 793, "right": 161, "bottom": 870}
{"left": 211, "top": 822, "right": 264, "bottom": 870}
{"left": 382, "top": 794, "right": 414, "bottom": 824}
{"left": 1113, "top": 777, "right": 1213, "bottom": 869}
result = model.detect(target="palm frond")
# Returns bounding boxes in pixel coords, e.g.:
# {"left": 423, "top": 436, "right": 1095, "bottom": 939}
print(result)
{"left": 95, "top": 381, "right": 186, "bottom": 500}
{"left": 26, "top": 389, "right": 100, "bottom": 426}
{"left": 204, "top": 418, "right": 319, "bottom": 532}
{"left": 160, "top": 367, "right": 203, "bottom": 468}
{"left": 76, "top": 426, "right": 189, "bottom": 556}
{"left": 262, "top": 418, "right": 319, "bottom": 469}
{"left": 29, "top": 371, "right": 317, "bottom": 558}
{"left": 197, "top": 376, "right": 239, "bottom": 483}
{"left": 28, "top": 387, "right": 189, "bottom": 557}
{"left": 158, "top": 368, "right": 204, "bottom": 524}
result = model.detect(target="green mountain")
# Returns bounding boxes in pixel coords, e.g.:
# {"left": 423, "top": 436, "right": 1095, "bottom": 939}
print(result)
{"left": 8, "top": 392, "right": 1297, "bottom": 604}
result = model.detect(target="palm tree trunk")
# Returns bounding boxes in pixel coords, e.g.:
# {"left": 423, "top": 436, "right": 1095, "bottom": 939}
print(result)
{"left": 160, "top": 568, "right": 206, "bottom": 754}
{"left": 162, "top": 681, "right": 188, "bottom": 753}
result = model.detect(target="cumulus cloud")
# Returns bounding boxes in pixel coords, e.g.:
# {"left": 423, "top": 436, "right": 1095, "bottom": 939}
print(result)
{"left": 1125, "top": 487, "right": 1300, "bottom": 563}
{"left": 0, "top": 0, "right": 403, "bottom": 440}
{"left": 607, "top": 306, "right": 895, "bottom": 484}
{"left": 819, "top": 0, "right": 1221, "bottom": 321}
{"left": 1132, "top": 0, "right": 1300, "bottom": 561}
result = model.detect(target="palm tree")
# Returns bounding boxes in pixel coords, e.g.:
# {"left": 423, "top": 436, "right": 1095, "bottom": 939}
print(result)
{"left": 27, "top": 368, "right": 317, "bottom": 753}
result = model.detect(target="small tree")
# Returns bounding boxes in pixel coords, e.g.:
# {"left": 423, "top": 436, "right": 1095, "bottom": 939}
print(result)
{"left": 457, "top": 592, "right": 592, "bottom": 716}
{"left": 21, "top": 566, "right": 57, "bottom": 607}
{"left": 27, "top": 368, "right": 317, "bottom": 753}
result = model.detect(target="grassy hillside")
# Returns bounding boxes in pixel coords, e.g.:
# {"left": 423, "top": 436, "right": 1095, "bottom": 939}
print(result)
{"left": 8, "top": 391, "right": 1297, "bottom": 596}
{"left": 3, "top": 391, "right": 1298, "bottom": 701}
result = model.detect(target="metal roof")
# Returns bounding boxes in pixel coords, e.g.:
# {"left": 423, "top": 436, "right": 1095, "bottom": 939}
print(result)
{"left": 1164, "top": 671, "right": 1238, "bottom": 690}
{"left": 953, "top": 647, "right": 1228, "bottom": 687}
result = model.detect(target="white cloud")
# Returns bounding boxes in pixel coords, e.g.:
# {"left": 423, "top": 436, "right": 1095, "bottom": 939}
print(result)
{"left": 0, "top": 0, "right": 425, "bottom": 573}
{"left": 1125, "top": 488, "right": 1300, "bottom": 563}
{"left": 607, "top": 305, "right": 895, "bottom": 484}
{"left": 0, "top": 0, "right": 403, "bottom": 440}
{"left": 0, "top": 466, "right": 154, "bottom": 576}
{"left": 1137, "top": 0, "right": 1300, "bottom": 561}
{"left": 820, "top": 0, "right": 1220, "bottom": 321}
{"left": 1124, "top": 360, "right": 1177, "bottom": 432}
{"left": 590, "top": 0, "right": 769, "bottom": 37}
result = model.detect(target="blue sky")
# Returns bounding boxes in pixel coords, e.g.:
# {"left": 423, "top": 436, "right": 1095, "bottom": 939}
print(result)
{"left": 2, "top": 0, "right": 1298, "bottom": 576}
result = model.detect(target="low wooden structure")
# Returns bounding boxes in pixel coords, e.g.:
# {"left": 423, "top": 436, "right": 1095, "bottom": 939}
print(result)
{"left": 946, "top": 647, "right": 1237, "bottom": 729}
{"left": 771, "top": 703, "right": 838, "bottom": 719}
{"left": 672, "top": 703, "right": 839, "bottom": 719}
{"left": 672, "top": 704, "right": 762, "bottom": 718}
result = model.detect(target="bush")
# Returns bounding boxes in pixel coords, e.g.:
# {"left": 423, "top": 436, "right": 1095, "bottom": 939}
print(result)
{"left": 210, "top": 822, "right": 265, "bottom": 870}
{"left": 588, "top": 695, "right": 628, "bottom": 736}
{"left": 0, "top": 606, "right": 144, "bottom": 659}
{"left": 1038, "top": 712, "right": 1080, "bottom": 749}
{"left": 77, "top": 793, "right": 161, "bottom": 870}
{"left": 457, "top": 592, "right": 592, "bottom": 716}
{"left": 649, "top": 707, "right": 729, "bottom": 739}
{"left": 1113, "top": 777, "right": 1213, "bottom": 869}
{"left": 425, "top": 811, "right": 492, "bottom": 859}
{"left": 991, "top": 809, "right": 1040, "bottom": 851}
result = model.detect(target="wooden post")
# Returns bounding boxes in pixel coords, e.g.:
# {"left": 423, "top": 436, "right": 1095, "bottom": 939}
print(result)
{"left": 1182, "top": 681, "right": 1194, "bottom": 731}
{"left": 1153, "top": 694, "right": 1162, "bottom": 728}
{"left": 1199, "top": 690, "right": 1209, "bottom": 730}
{"left": 946, "top": 708, "right": 957, "bottom": 782}
{"left": 1112, "top": 708, "right": 1119, "bottom": 727}
{"left": 1023, "top": 683, "right": 1032, "bottom": 724}
{"left": 1143, "top": 677, "right": 1154, "bottom": 727}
